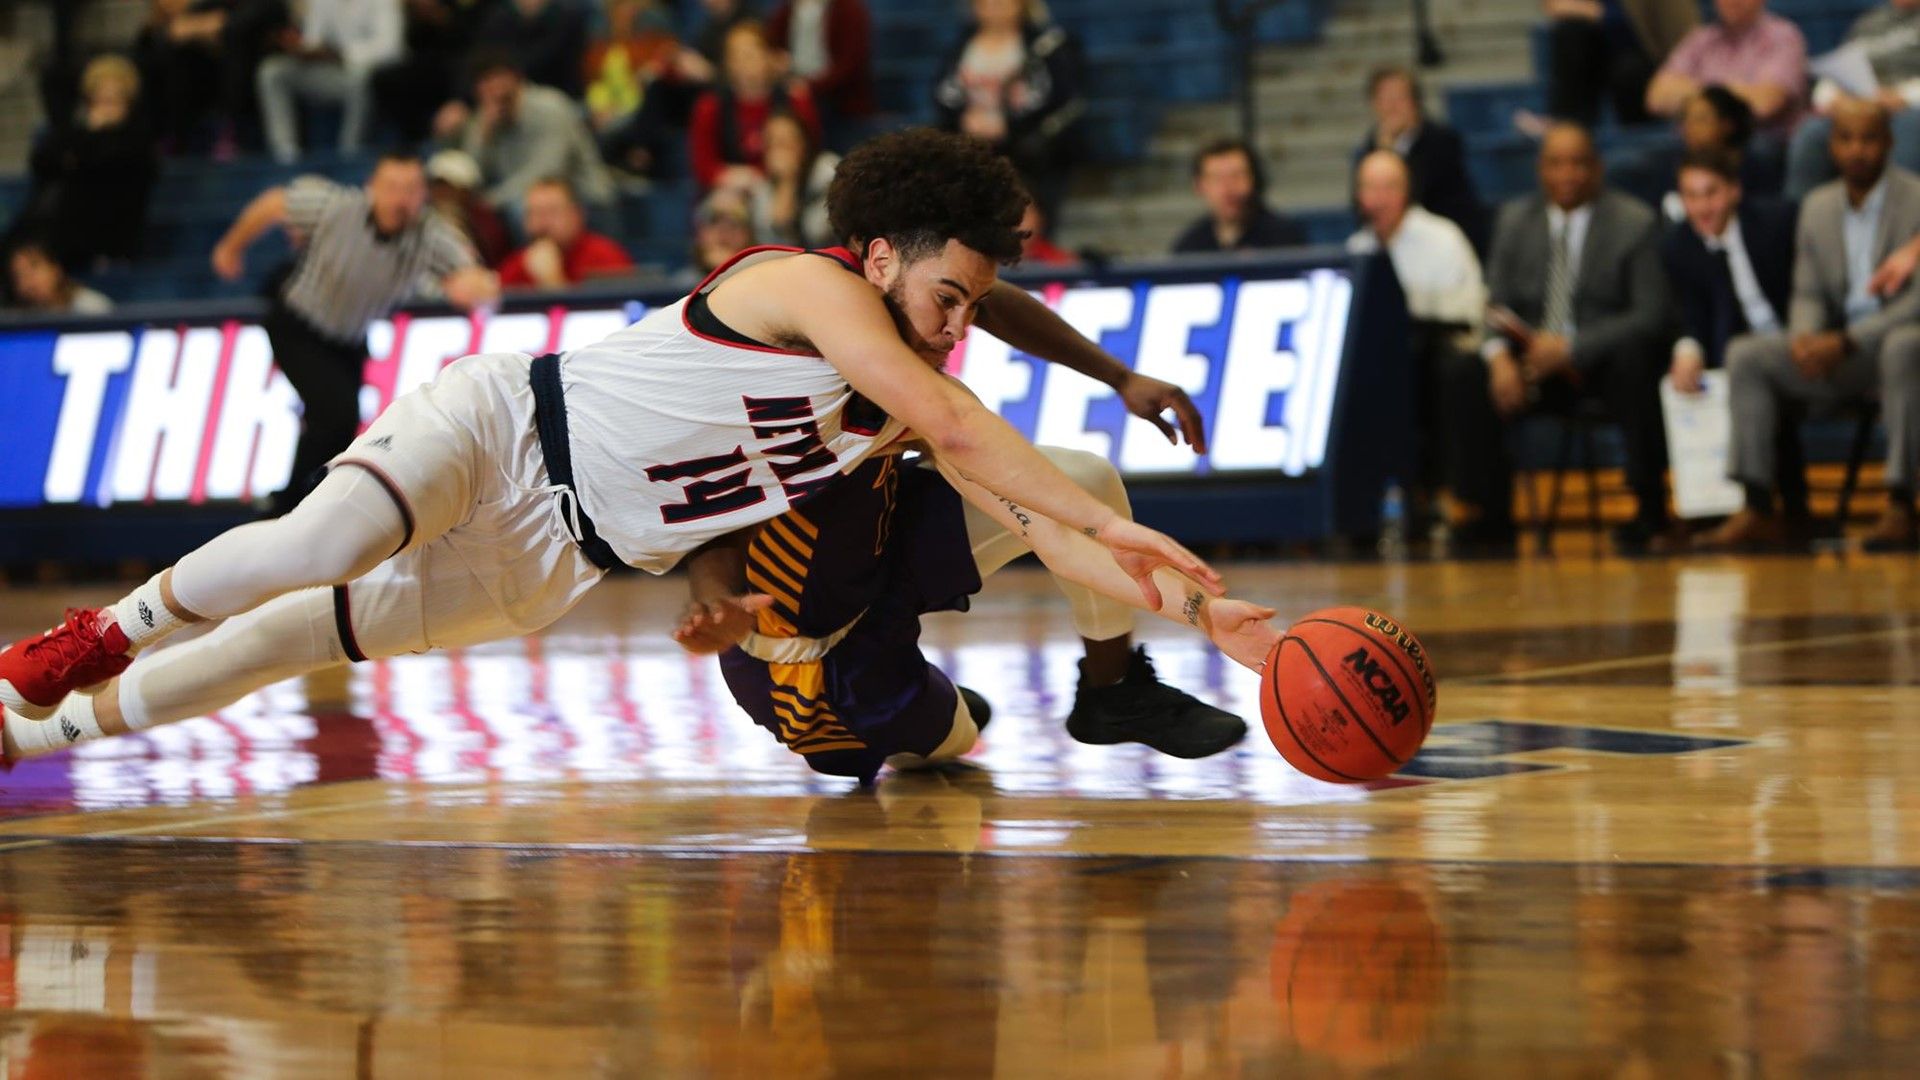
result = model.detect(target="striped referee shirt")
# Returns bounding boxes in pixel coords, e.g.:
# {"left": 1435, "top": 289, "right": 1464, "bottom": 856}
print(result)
{"left": 278, "top": 176, "right": 475, "bottom": 344}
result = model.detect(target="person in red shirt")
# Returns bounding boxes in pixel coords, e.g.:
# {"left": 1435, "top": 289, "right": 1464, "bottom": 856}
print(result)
{"left": 765, "top": 0, "right": 873, "bottom": 130}
{"left": 688, "top": 19, "right": 821, "bottom": 190}
{"left": 1019, "top": 202, "right": 1077, "bottom": 266}
{"left": 498, "top": 177, "right": 635, "bottom": 289}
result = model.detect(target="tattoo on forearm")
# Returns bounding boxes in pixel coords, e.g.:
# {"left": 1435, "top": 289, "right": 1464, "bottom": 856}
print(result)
{"left": 1182, "top": 590, "right": 1203, "bottom": 626}
{"left": 998, "top": 497, "right": 1032, "bottom": 537}
{"left": 1083, "top": 527, "right": 1099, "bottom": 538}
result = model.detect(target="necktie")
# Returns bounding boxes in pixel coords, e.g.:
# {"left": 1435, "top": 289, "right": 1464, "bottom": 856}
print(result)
{"left": 1544, "top": 222, "right": 1573, "bottom": 335}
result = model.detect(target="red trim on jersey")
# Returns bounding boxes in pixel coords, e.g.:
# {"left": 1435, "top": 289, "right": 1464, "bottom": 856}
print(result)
{"left": 678, "top": 245, "right": 866, "bottom": 357}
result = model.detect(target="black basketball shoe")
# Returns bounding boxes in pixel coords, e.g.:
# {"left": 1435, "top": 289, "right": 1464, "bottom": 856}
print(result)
{"left": 958, "top": 686, "right": 993, "bottom": 734}
{"left": 1065, "top": 647, "right": 1246, "bottom": 759}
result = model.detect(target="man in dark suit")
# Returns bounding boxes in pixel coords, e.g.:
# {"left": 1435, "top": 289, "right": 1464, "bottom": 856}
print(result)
{"left": 1442, "top": 122, "right": 1676, "bottom": 552}
{"left": 1704, "top": 98, "right": 1920, "bottom": 551}
{"left": 1170, "top": 138, "right": 1307, "bottom": 254}
{"left": 1351, "top": 65, "right": 1488, "bottom": 253}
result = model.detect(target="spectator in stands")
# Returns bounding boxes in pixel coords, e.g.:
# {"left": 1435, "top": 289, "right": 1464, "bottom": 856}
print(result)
{"left": 1784, "top": 0, "right": 1920, "bottom": 199}
{"left": 256, "top": 0, "right": 404, "bottom": 164}
{"left": 690, "top": 21, "right": 822, "bottom": 191}
{"left": 135, "top": 0, "right": 290, "bottom": 158}
{"left": 6, "top": 241, "right": 113, "bottom": 316}
{"left": 499, "top": 178, "right": 635, "bottom": 289}
{"left": 1019, "top": 203, "right": 1076, "bottom": 266}
{"left": 209, "top": 153, "right": 499, "bottom": 517}
{"left": 1704, "top": 100, "right": 1920, "bottom": 552}
{"left": 1616, "top": 83, "right": 1783, "bottom": 217}
{"left": 475, "top": 0, "right": 591, "bottom": 96}
{"left": 1351, "top": 65, "right": 1487, "bottom": 253}
{"left": 691, "top": 188, "right": 754, "bottom": 275}
{"left": 748, "top": 110, "right": 839, "bottom": 247}
{"left": 1445, "top": 123, "right": 1675, "bottom": 554}
{"left": 425, "top": 148, "right": 512, "bottom": 267}
{"left": 438, "top": 51, "right": 616, "bottom": 213}
{"left": 1645, "top": 0, "right": 1806, "bottom": 140}
{"left": 1171, "top": 138, "right": 1306, "bottom": 254}
{"left": 766, "top": 0, "right": 874, "bottom": 146}
{"left": 372, "top": 0, "right": 494, "bottom": 143}
{"left": 1542, "top": 0, "right": 1696, "bottom": 128}
{"left": 1349, "top": 150, "right": 1487, "bottom": 540}
{"left": 9, "top": 56, "right": 158, "bottom": 269}
{"left": 932, "top": 0, "right": 1084, "bottom": 224}
{"left": 1660, "top": 146, "right": 1810, "bottom": 540}
{"left": 583, "top": 1, "right": 681, "bottom": 179}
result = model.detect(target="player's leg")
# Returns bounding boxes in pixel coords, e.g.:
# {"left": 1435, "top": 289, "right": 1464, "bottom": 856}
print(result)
{"left": 3, "top": 588, "right": 346, "bottom": 761}
{"left": 959, "top": 447, "right": 1246, "bottom": 758}
{"left": 0, "top": 465, "right": 406, "bottom": 720}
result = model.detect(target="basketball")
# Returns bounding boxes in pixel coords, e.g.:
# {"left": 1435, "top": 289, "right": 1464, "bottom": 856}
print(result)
{"left": 1260, "top": 607, "right": 1436, "bottom": 782}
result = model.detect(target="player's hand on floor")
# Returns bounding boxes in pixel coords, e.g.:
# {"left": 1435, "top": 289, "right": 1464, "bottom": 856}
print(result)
{"left": 672, "top": 594, "right": 775, "bottom": 654}
{"left": 1095, "top": 519, "right": 1224, "bottom": 608}
{"left": 1202, "top": 599, "right": 1283, "bottom": 672}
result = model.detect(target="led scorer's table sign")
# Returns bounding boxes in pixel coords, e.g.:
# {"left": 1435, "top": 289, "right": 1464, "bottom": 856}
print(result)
{"left": 0, "top": 265, "right": 1355, "bottom": 510}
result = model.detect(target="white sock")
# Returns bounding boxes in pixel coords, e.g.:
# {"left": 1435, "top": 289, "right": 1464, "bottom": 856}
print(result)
{"left": 107, "top": 573, "right": 191, "bottom": 653}
{"left": 5, "top": 695, "right": 104, "bottom": 759}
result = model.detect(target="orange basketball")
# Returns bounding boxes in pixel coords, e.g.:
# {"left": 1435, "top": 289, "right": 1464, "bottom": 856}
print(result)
{"left": 1259, "top": 606, "right": 1436, "bottom": 782}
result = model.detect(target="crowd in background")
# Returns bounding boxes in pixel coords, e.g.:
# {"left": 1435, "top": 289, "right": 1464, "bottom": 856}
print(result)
{"left": 1, "top": 0, "right": 1091, "bottom": 312}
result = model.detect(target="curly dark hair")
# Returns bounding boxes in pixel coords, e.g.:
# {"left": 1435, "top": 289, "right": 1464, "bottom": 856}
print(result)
{"left": 827, "top": 128, "right": 1029, "bottom": 264}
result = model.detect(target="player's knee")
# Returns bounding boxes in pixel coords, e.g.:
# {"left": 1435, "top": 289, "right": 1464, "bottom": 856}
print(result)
{"left": 1044, "top": 447, "right": 1129, "bottom": 515}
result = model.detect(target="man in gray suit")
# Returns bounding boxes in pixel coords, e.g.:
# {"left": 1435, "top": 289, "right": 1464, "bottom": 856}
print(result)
{"left": 1443, "top": 123, "right": 1675, "bottom": 553}
{"left": 1702, "top": 99, "right": 1920, "bottom": 551}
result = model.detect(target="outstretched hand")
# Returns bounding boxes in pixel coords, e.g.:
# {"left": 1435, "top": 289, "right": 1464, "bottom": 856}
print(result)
{"left": 672, "top": 594, "right": 775, "bottom": 654}
{"left": 1118, "top": 372, "right": 1209, "bottom": 454}
{"left": 1095, "top": 518, "right": 1224, "bottom": 609}
{"left": 1201, "top": 599, "right": 1283, "bottom": 672}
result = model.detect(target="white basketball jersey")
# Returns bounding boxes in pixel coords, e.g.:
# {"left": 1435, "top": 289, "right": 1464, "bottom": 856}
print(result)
{"left": 559, "top": 246, "right": 908, "bottom": 573}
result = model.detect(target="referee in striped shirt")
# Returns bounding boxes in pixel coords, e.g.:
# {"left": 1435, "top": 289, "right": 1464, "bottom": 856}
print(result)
{"left": 212, "top": 151, "right": 500, "bottom": 516}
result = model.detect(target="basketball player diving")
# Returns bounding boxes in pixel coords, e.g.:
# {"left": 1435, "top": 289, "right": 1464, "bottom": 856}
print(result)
{"left": 0, "top": 129, "right": 1280, "bottom": 769}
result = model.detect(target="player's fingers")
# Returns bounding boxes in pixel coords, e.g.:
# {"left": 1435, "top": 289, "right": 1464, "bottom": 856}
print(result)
{"left": 1252, "top": 605, "right": 1279, "bottom": 619}
{"left": 734, "top": 593, "right": 777, "bottom": 612}
{"left": 1169, "top": 391, "right": 1208, "bottom": 453}
{"left": 1148, "top": 412, "right": 1177, "bottom": 445}
{"left": 1158, "top": 537, "right": 1224, "bottom": 592}
{"left": 1133, "top": 572, "right": 1164, "bottom": 610}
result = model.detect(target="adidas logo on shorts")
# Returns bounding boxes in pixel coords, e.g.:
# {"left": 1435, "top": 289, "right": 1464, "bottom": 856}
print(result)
{"left": 367, "top": 435, "right": 395, "bottom": 451}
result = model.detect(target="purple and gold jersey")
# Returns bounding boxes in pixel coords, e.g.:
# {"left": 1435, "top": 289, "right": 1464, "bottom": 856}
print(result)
{"left": 719, "top": 455, "right": 982, "bottom": 781}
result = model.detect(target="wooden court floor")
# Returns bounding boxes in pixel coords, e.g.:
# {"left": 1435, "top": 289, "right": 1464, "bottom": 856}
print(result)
{"left": 3, "top": 553, "right": 1920, "bottom": 1076}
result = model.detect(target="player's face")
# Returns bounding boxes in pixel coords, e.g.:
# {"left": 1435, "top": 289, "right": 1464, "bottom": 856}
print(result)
{"left": 868, "top": 239, "right": 998, "bottom": 365}
{"left": 368, "top": 161, "right": 428, "bottom": 234}
{"left": 1678, "top": 168, "right": 1739, "bottom": 240}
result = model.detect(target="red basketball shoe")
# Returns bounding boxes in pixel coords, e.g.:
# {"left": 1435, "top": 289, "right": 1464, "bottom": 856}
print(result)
{"left": 0, "top": 609, "right": 132, "bottom": 721}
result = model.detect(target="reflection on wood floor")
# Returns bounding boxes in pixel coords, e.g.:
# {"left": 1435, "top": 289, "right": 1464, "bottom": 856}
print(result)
{"left": 4, "top": 553, "right": 1920, "bottom": 1075}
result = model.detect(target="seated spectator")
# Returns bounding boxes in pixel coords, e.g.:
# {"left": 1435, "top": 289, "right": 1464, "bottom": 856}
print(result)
{"left": 1615, "top": 84, "right": 1782, "bottom": 217}
{"left": 584, "top": 1, "right": 677, "bottom": 135}
{"left": 1170, "top": 138, "right": 1306, "bottom": 254}
{"left": 1785, "top": 0, "right": 1920, "bottom": 199}
{"left": 256, "top": 0, "right": 404, "bottom": 163}
{"left": 1348, "top": 150, "right": 1487, "bottom": 539}
{"left": 10, "top": 55, "right": 158, "bottom": 268}
{"left": 1645, "top": 0, "right": 1806, "bottom": 142}
{"left": 135, "top": 0, "right": 289, "bottom": 157}
{"left": 1348, "top": 150, "right": 1486, "bottom": 326}
{"left": 499, "top": 178, "right": 636, "bottom": 289}
{"left": 1660, "top": 147, "right": 1810, "bottom": 536}
{"left": 1443, "top": 124, "right": 1674, "bottom": 554}
{"left": 373, "top": 0, "right": 493, "bottom": 143}
{"left": 1019, "top": 203, "right": 1076, "bottom": 266}
{"left": 1543, "top": 0, "right": 1695, "bottom": 128}
{"left": 767, "top": 0, "right": 873, "bottom": 145}
{"left": 426, "top": 148, "right": 512, "bottom": 267}
{"left": 689, "top": 21, "right": 822, "bottom": 191}
{"left": 691, "top": 188, "right": 754, "bottom": 275}
{"left": 7, "top": 241, "right": 113, "bottom": 315}
{"left": 1702, "top": 101, "right": 1920, "bottom": 552}
{"left": 932, "top": 0, "right": 1083, "bottom": 223}
{"left": 438, "top": 51, "right": 615, "bottom": 213}
{"left": 749, "top": 109, "right": 839, "bottom": 247}
{"left": 475, "top": 0, "right": 590, "bottom": 97}
{"left": 1351, "top": 65, "right": 1487, "bottom": 253}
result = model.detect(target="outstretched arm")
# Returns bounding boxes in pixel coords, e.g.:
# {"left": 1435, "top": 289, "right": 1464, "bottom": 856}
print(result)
{"left": 211, "top": 187, "right": 289, "bottom": 281}
{"left": 672, "top": 530, "right": 773, "bottom": 655}
{"left": 929, "top": 455, "right": 1280, "bottom": 671}
{"left": 974, "top": 282, "right": 1209, "bottom": 452}
{"left": 777, "top": 262, "right": 1224, "bottom": 602}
